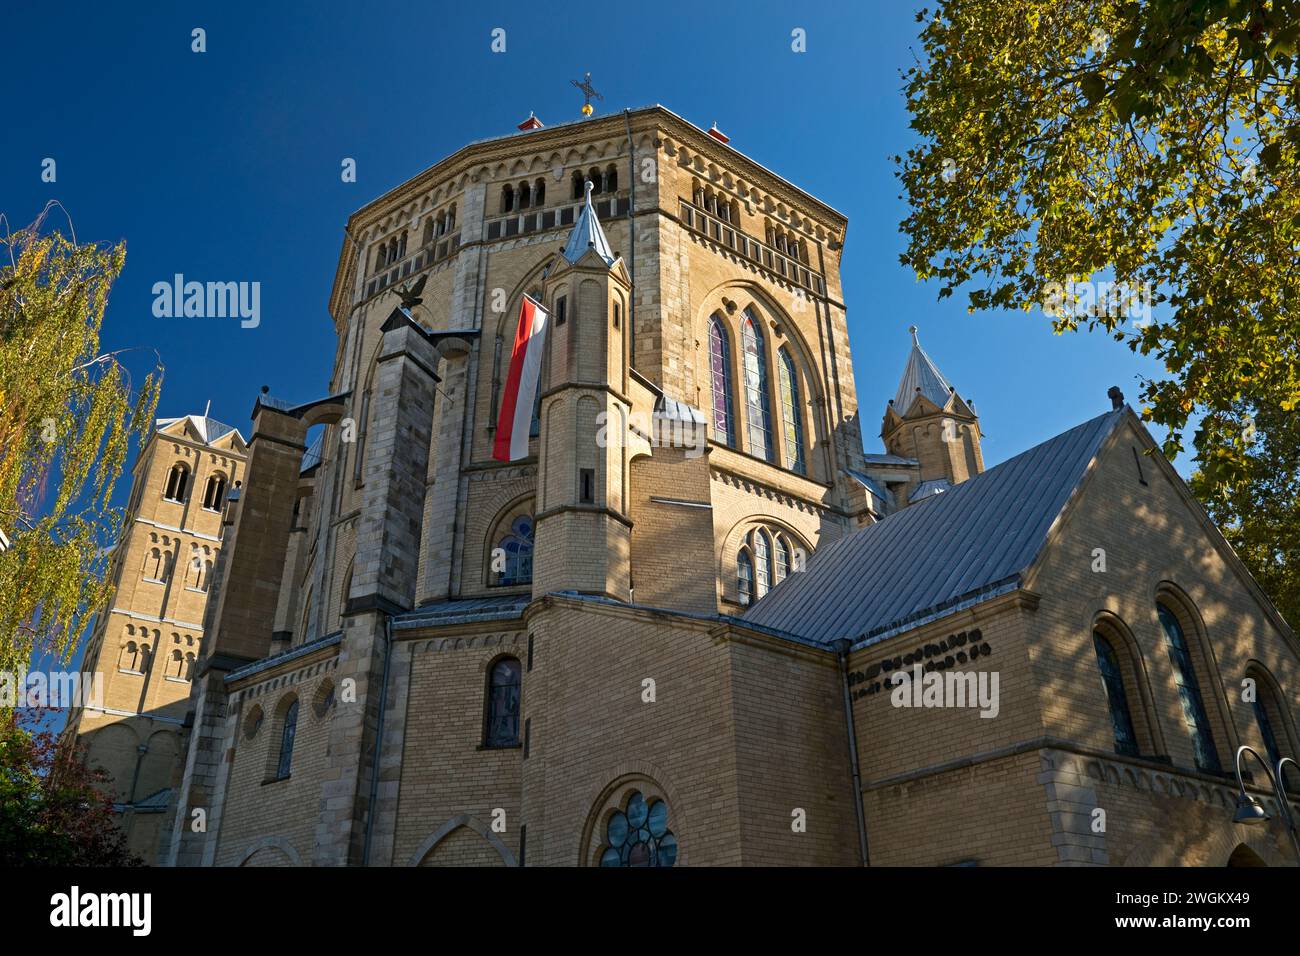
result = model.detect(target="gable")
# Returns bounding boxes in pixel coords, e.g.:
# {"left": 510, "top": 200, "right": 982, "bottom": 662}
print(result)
{"left": 1022, "top": 415, "right": 1296, "bottom": 648}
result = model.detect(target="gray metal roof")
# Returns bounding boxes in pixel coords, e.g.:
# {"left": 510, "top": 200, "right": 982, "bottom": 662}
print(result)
{"left": 156, "top": 414, "right": 241, "bottom": 445}
{"left": 908, "top": 478, "right": 952, "bottom": 502}
{"left": 743, "top": 409, "right": 1124, "bottom": 646}
{"left": 561, "top": 180, "right": 615, "bottom": 266}
{"left": 863, "top": 453, "right": 918, "bottom": 467}
{"left": 893, "top": 326, "right": 955, "bottom": 414}
{"left": 393, "top": 593, "right": 531, "bottom": 630}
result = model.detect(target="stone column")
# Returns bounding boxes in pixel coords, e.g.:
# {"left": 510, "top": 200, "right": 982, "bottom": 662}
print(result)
{"left": 313, "top": 313, "right": 439, "bottom": 866}
{"left": 162, "top": 404, "right": 306, "bottom": 865}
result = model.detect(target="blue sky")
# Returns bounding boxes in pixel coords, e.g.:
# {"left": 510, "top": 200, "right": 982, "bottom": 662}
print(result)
{"left": 5, "top": 0, "right": 1178, "bottom": 489}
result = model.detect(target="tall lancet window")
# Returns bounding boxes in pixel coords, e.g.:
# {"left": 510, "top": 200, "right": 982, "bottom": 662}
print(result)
{"left": 740, "top": 309, "right": 772, "bottom": 461}
{"left": 708, "top": 315, "right": 735, "bottom": 447}
{"left": 1092, "top": 632, "right": 1139, "bottom": 757}
{"left": 778, "top": 348, "right": 806, "bottom": 475}
{"left": 753, "top": 529, "right": 771, "bottom": 600}
{"left": 737, "top": 548, "right": 754, "bottom": 607}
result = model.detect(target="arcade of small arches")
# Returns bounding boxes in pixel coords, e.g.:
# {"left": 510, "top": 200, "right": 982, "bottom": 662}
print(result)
{"left": 162, "top": 462, "right": 229, "bottom": 512}
{"left": 117, "top": 625, "right": 197, "bottom": 681}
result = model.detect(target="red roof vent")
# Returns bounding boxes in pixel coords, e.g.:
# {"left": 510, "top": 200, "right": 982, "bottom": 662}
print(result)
{"left": 706, "top": 122, "right": 729, "bottom": 144}
{"left": 517, "top": 111, "right": 544, "bottom": 131}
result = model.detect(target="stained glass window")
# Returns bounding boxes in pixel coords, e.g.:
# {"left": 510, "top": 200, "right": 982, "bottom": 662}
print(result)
{"left": 774, "top": 535, "right": 790, "bottom": 586}
{"left": 598, "top": 791, "right": 677, "bottom": 867}
{"left": 1158, "top": 603, "right": 1221, "bottom": 772}
{"left": 778, "top": 348, "right": 806, "bottom": 475}
{"left": 740, "top": 309, "right": 772, "bottom": 461}
{"left": 1092, "top": 632, "right": 1139, "bottom": 757}
{"left": 737, "top": 549, "right": 753, "bottom": 607}
{"left": 497, "top": 516, "right": 534, "bottom": 586}
{"left": 485, "top": 657, "right": 521, "bottom": 747}
{"left": 753, "top": 530, "right": 771, "bottom": 600}
{"left": 277, "top": 699, "right": 298, "bottom": 780}
{"left": 708, "top": 316, "right": 735, "bottom": 447}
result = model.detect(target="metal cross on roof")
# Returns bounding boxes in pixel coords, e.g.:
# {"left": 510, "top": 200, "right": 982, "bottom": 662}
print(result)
{"left": 571, "top": 71, "right": 603, "bottom": 116}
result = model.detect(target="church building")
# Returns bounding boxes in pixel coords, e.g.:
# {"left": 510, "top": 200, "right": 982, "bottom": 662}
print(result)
{"left": 79, "top": 105, "right": 1300, "bottom": 866}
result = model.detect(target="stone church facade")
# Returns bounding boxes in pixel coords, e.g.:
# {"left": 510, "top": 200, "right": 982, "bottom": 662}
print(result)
{"left": 79, "top": 105, "right": 1299, "bottom": 866}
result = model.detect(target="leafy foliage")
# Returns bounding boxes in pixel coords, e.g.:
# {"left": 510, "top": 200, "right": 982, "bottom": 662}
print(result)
{"left": 1190, "top": 399, "right": 1300, "bottom": 629}
{"left": 897, "top": 0, "right": 1299, "bottom": 494}
{"left": 0, "top": 206, "right": 161, "bottom": 680}
{"left": 0, "top": 710, "right": 142, "bottom": 866}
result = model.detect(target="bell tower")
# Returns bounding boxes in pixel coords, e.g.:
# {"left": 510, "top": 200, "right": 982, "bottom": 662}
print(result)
{"left": 533, "top": 181, "right": 634, "bottom": 600}
{"left": 882, "top": 326, "right": 984, "bottom": 501}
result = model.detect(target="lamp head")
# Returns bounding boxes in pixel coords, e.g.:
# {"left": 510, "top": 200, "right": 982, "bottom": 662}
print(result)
{"left": 1233, "top": 792, "right": 1270, "bottom": 826}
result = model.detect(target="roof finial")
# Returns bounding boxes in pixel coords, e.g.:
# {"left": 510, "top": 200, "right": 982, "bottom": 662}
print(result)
{"left": 203, "top": 399, "right": 211, "bottom": 418}
{"left": 584, "top": 178, "right": 594, "bottom": 203}
{"left": 909, "top": 324, "right": 919, "bottom": 346}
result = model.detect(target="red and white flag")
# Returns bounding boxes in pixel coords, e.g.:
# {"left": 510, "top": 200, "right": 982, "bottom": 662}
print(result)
{"left": 493, "top": 295, "right": 550, "bottom": 462}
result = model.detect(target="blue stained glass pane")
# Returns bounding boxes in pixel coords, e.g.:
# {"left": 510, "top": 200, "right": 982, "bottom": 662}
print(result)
{"left": 599, "top": 848, "right": 621, "bottom": 867}
{"left": 606, "top": 811, "right": 628, "bottom": 847}
{"left": 647, "top": 800, "right": 668, "bottom": 838}
{"left": 626, "top": 791, "right": 648, "bottom": 828}
{"left": 657, "top": 832, "right": 678, "bottom": 867}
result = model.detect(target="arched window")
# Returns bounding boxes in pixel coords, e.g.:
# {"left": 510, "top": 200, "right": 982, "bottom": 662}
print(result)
{"left": 447, "top": 204, "right": 456, "bottom": 231}
{"left": 1245, "top": 665, "right": 1299, "bottom": 786}
{"left": 1092, "top": 632, "right": 1139, "bottom": 757}
{"left": 753, "top": 529, "right": 771, "bottom": 600}
{"left": 496, "top": 516, "right": 534, "bottom": 586}
{"left": 184, "top": 653, "right": 195, "bottom": 681}
{"left": 534, "top": 178, "right": 545, "bottom": 206}
{"left": 774, "top": 535, "right": 790, "bottom": 585}
{"left": 397, "top": 231, "right": 407, "bottom": 258}
{"left": 589, "top": 167, "right": 602, "bottom": 193}
{"left": 1157, "top": 602, "right": 1221, "bottom": 773}
{"left": 276, "top": 698, "right": 299, "bottom": 780}
{"left": 168, "top": 649, "right": 185, "bottom": 679}
{"left": 737, "top": 549, "right": 753, "bottom": 607}
{"left": 164, "top": 463, "right": 189, "bottom": 502}
{"left": 777, "top": 348, "right": 806, "bottom": 475}
{"left": 501, "top": 184, "right": 514, "bottom": 214}
{"left": 518, "top": 181, "right": 531, "bottom": 209}
{"left": 423, "top": 218, "right": 435, "bottom": 245}
{"left": 484, "top": 657, "right": 521, "bottom": 747}
{"left": 598, "top": 791, "right": 677, "bottom": 867}
{"left": 119, "top": 641, "right": 140, "bottom": 672}
{"left": 202, "top": 474, "right": 226, "bottom": 510}
{"left": 740, "top": 309, "right": 773, "bottom": 461}
{"left": 605, "top": 164, "right": 618, "bottom": 193}
{"left": 572, "top": 171, "right": 585, "bottom": 200}
{"left": 708, "top": 315, "right": 736, "bottom": 447}
{"left": 143, "top": 547, "right": 163, "bottom": 580}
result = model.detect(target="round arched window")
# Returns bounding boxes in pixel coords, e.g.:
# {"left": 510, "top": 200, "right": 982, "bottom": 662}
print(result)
{"left": 598, "top": 791, "right": 677, "bottom": 867}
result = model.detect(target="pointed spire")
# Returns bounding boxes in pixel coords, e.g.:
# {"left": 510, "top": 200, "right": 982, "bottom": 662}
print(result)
{"left": 893, "top": 325, "right": 956, "bottom": 413}
{"left": 561, "top": 179, "right": 616, "bottom": 266}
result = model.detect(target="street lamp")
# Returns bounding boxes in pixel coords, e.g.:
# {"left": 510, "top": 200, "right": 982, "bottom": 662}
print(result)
{"left": 1231, "top": 745, "right": 1300, "bottom": 862}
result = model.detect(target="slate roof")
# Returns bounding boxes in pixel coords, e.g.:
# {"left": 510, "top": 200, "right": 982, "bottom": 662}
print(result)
{"left": 562, "top": 180, "right": 616, "bottom": 266}
{"left": 743, "top": 409, "right": 1125, "bottom": 647}
{"left": 893, "top": 327, "right": 955, "bottom": 414}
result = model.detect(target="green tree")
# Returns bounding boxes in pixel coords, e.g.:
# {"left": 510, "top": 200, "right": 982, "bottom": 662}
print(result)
{"left": 0, "top": 206, "right": 161, "bottom": 682}
{"left": 1191, "top": 399, "right": 1299, "bottom": 629}
{"left": 897, "top": 0, "right": 1299, "bottom": 493}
